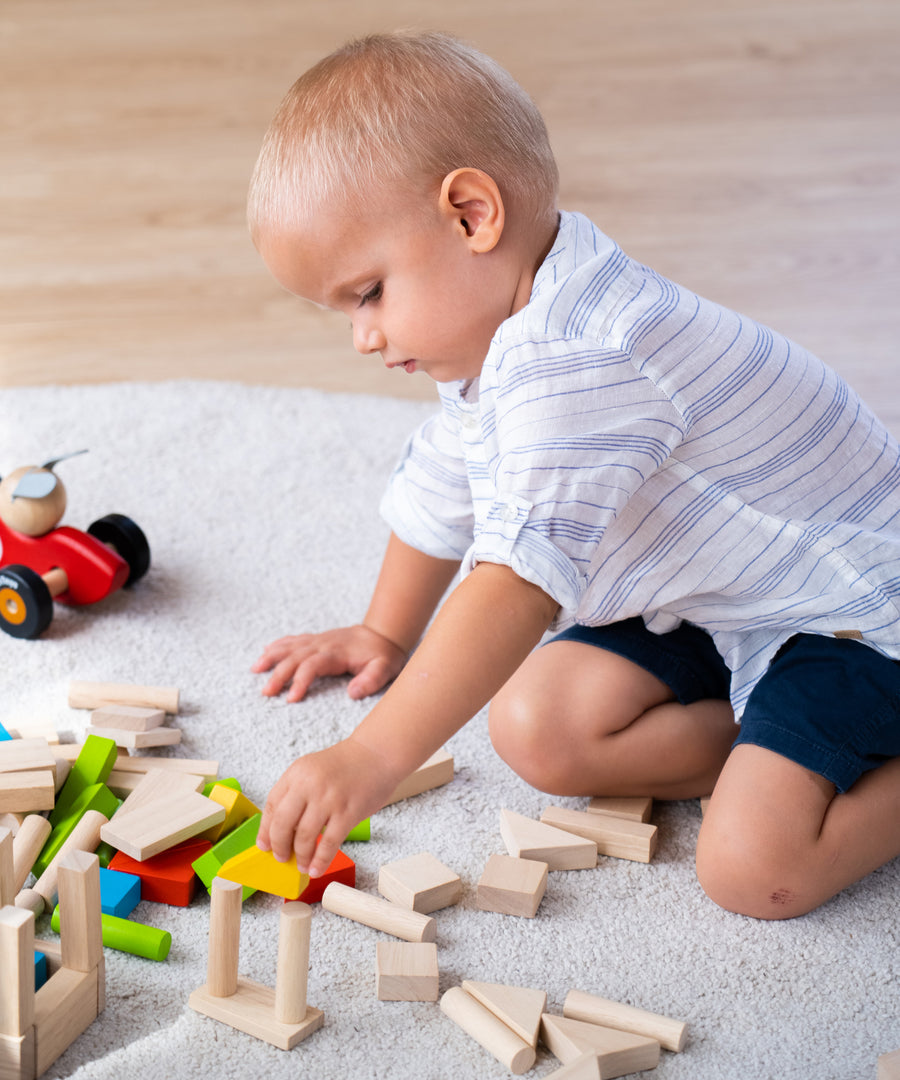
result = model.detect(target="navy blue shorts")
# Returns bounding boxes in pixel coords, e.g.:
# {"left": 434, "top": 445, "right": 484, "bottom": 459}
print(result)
{"left": 547, "top": 620, "right": 900, "bottom": 792}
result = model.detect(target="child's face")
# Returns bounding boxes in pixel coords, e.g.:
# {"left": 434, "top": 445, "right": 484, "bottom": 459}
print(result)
{"left": 257, "top": 188, "right": 525, "bottom": 384}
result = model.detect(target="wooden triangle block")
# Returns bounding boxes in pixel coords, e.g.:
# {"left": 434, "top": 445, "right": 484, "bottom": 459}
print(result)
{"left": 461, "top": 980, "right": 547, "bottom": 1048}
{"left": 218, "top": 845, "right": 309, "bottom": 900}
{"left": 500, "top": 809, "right": 597, "bottom": 870}
{"left": 540, "top": 1014, "right": 660, "bottom": 1077}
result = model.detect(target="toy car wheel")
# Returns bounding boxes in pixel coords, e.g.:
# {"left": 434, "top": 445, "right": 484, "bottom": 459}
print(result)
{"left": 0, "top": 565, "right": 54, "bottom": 639}
{"left": 87, "top": 514, "right": 151, "bottom": 586}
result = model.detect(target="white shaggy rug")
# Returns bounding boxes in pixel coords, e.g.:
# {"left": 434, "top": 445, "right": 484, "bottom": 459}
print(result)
{"left": 1, "top": 380, "right": 897, "bottom": 1080}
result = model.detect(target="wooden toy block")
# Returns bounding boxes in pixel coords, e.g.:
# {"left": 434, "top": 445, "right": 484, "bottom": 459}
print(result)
{"left": 0, "top": 739, "right": 57, "bottom": 778}
{"left": 29, "top": 809, "right": 109, "bottom": 914}
{"left": 322, "top": 882, "right": 437, "bottom": 942}
{"left": 56, "top": 851, "right": 103, "bottom": 974}
{"left": 109, "top": 755, "right": 219, "bottom": 783}
{"left": 0, "top": 828, "right": 12, "bottom": 909}
{"left": 218, "top": 845, "right": 309, "bottom": 900}
{"left": 33, "top": 966, "right": 100, "bottom": 1077}
{"left": 33, "top": 782, "right": 118, "bottom": 878}
{"left": 190, "top": 883, "right": 323, "bottom": 1050}
{"left": 440, "top": 986, "right": 536, "bottom": 1074}
{"left": 198, "top": 784, "right": 259, "bottom": 844}
{"left": 114, "top": 768, "right": 205, "bottom": 815}
{"left": 1, "top": 906, "right": 35, "bottom": 1037}
{"left": 544, "top": 1052, "right": 603, "bottom": 1079}
{"left": 109, "top": 836, "right": 211, "bottom": 906}
{"left": 383, "top": 749, "right": 454, "bottom": 806}
{"left": 376, "top": 941, "right": 439, "bottom": 1001}
{"left": 50, "top": 905, "right": 172, "bottom": 961}
{"left": 500, "top": 808, "right": 598, "bottom": 871}
{"left": 461, "top": 980, "right": 547, "bottom": 1049}
{"left": 89, "top": 704, "right": 165, "bottom": 732}
{"left": 297, "top": 847, "right": 355, "bottom": 904}
{"left": 879, "top": 1049, "right": 900, "bottom": 1079}
{"left": 540, "top": 1014, "right": 660, "bottom": 1077}
{"left": 193, "top": 813, "right": 261, "bottom": 900}
{"left": 100, "top": 789, "right": 226, "bottom": 861}
{"left": 564, "top": 989, "right": 688, "bottom": 1053}
{"left": 49, "top": 733, "right": 117, "bottom": 825}
{"left": 203, "top": 777, "right": 242, "bottom": 797}
{"left": 475, "top": 855, "right": 548, "bottom": 918}
{"left": 33, "top": 952, "right": 48, "bottom": 993}
{"left": 51, "top": 757, "right": 71, "bottom": 795}
{"left": 0, "top": 773, "right": 55, "bottom": 815}
{"left": 97, "top": 866, "right": 141, "bottom": 918}
{"left": 587, "top": 796, "right": 653, "bottom": 823}
{"left": 540, "top": 806, "right": 658, "bottom": 863}
{"left": 377, "top": 851, "right": 462, "bottom": 913}
{"left": 68, "top": 680, "right": 180, "bottom": 715}
{"left": 344, "top": 818, "right": 371, "bottom": 842}
{"left": 0, "top": 812, "right": 25, "bottom": 836}
{"left": 84, "top": 724, "right": 182, "bottom": 749}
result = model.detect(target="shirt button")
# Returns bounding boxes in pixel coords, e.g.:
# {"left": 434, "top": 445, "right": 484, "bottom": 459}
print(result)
{"left": 460, "top": 411, "right": 479, "bottom": 429}
{"left": 500, "top": 504, "right": 520, "bottom": 522}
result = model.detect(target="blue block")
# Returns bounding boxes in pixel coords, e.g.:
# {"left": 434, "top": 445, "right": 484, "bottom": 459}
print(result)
{"left": 99, "top": 866, "right": 141, "bottom": 918}
{"left": 0, "top": 721, "right": 11, "bottom": 741}
{"left": 34, "top": 951, "right": 48, "bottom": 991}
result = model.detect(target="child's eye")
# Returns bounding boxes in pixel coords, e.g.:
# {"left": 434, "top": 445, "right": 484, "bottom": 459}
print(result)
{"left": 359, "top": 283, "right": 383, "bottom": 306}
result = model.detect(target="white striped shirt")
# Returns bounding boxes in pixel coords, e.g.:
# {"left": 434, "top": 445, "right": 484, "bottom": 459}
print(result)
{"left": 381, "top": 210, "right": 900, "bottom": 716}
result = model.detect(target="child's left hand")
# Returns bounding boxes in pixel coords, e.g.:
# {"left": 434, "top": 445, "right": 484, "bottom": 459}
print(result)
{"left": 256, "top": 737, "right": 401, "bottom": 878}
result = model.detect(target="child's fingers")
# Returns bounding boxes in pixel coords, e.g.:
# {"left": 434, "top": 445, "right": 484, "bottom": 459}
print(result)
{"left": 307, "top": 821, "right": 348, "bottom": 879}
{"left": 347, "top": 656, "right": 400, "bottom": 700}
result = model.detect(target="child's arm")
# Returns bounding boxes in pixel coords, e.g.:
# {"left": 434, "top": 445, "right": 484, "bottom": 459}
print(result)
{"left": 257, "top": 561, "right": 559, "bottom": 876}
{"left": 252, "top": 533, "right": 461, "bottom": 702}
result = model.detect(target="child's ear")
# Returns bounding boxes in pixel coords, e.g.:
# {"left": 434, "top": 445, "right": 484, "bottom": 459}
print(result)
{"left": 438, "top": 169, "right": 505, "bottom": 253}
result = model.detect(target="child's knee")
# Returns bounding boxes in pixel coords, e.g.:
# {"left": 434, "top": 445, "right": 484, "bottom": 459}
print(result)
{"left": 488, "top": 682, "right": 573, "bottom": 793}
{"left": 695, "top": 817, "right": 815, "bottom": 921}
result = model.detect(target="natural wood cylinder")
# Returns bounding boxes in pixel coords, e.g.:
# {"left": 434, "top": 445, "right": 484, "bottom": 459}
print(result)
{"left": 564, "top": 989, "right": 688, "bottom": 1053}
{"left": 440, "top": 987, "right": 536, "bottom": 1074}
{"left": 207, "top": 878, "right": 242, "bottom": 998}
{"left": 274, "top": 901, "right": 311, "bottom": 1024}
{"left": 321, "top": 882, "right": 436, "bottom": 942}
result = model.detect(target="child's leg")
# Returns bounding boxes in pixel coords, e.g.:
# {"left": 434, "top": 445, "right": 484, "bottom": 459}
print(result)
{"left": 696, "top": 745, "right": 900, "bottom": 920}
{"left": 488, "top": 633, "right": 736, "bottom": 799}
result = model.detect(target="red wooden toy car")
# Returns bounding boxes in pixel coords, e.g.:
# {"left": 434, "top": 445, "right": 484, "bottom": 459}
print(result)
{"left": 0, "top": 453, "right": 150, "bottom": 639}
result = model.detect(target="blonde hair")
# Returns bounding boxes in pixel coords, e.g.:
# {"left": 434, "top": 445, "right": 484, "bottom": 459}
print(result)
{"left": 247, "top": 31, "right": 559, "bottom": 240}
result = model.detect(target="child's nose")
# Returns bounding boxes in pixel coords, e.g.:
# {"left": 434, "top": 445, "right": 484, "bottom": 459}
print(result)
{"left": 352, "top": 320, "right": 386, "bottom": 355}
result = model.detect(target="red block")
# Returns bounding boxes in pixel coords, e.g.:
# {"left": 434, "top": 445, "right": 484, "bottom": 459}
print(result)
{"left": 296, "top": 848, "right": 356, "bottom": 904}
{"left": 109, "top": 836, "right": 213, "bottom": 906}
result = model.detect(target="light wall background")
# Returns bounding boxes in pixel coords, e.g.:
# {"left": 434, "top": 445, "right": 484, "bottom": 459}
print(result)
{"left": 2, "top": 0, "right": 898, "bottom": 405}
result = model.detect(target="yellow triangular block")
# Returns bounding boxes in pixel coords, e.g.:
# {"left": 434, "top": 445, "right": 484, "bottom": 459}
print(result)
{"left": 462, "top": 980, "right": 547, "bottom": 1048}
{"left": 200, "top": 785, "right": 261, "bottom": 843}
{"left": 218, "top": 845, "right": 308, "bottom": 899}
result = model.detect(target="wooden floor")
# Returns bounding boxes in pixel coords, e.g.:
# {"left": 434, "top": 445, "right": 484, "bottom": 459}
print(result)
{"left": 1, "top": 0, "right": 898, "bottom": 409}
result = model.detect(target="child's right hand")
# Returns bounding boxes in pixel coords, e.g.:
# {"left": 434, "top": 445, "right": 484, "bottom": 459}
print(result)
{"left": 251, "top": 624, "right": 409, "bottom": 703}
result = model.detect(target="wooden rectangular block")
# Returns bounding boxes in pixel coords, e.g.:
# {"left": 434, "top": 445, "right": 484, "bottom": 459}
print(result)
{"left": 0, "top": 739, "right": 56, "bottom": 778}
{"left": 110, "top": 755, "right": 219, "bottom": 783}
{"left": 540, "top": 807, "right": 658, "bottom": 863}
{"left": 587, "top": 796, "right": 653, "bottom": 823}
{"left": 383, "top": 750, "right": 454, "bottom": 806}
{"left": 57, "top": 851, "right": 103, "bottom": 973}
{"left": 68, "top": 681, "right": 180, "bottom": 715}
{"left": 33, "top": 967, "right": 99, "bottom": 1077}
{"left": 475, "top": 855, "right": 547, "bottom": 918}
{"left": 879, "top": 1049, "right": 900, "bottom": 1080}
{"left": 115, "top": 769, "right": 205, "bottom": 816}
{"left": 0, "top": 906, "right": 35, "bottom": 1037}
{"left": 376, "top": 941, "right": 439, "bottom": 1001}
{"left": 377, "top": 852, "right": 462, "bottom": 913}
{"left": 0, "top": 771, "right": 55, "bottom": 814}
{"left": 100, "top": 791, "right": 226, "bottom": 861}
{"left": 189, "top": 979, "right": 323, "bottom": 1050}
{"left": 0, "top": 1029, "right": 35, "bottom": 1080}
{"left": 84, "top": 725, "right": 181, "bottom": 749}
{"left": 89, "top": 705, "right": 166, "bottom": 732}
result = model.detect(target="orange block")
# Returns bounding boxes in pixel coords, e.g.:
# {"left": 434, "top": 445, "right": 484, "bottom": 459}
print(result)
{"left": 217, "top": 845, "right": 309, "bottom": 900}
{"left": 110, "top": 836, "right": 212, "bottom": 906}
{"left": 297, "top": 848, "right": 356, "bottom": 904}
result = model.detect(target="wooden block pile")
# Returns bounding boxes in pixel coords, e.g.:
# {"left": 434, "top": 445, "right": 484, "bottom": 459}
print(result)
{"left": 440, "top": 981, "right": 688, "bottom": 1077}
{"left": 473, "top": 797, "right": 657, "bottom": 919}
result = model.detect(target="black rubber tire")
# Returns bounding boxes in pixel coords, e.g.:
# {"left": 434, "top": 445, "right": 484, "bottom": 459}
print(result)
{"left": 0, "top": 565, "right": 54, "bottom": 639}
{"left": 87, "top": 514, "right": 151, "bottom": 586}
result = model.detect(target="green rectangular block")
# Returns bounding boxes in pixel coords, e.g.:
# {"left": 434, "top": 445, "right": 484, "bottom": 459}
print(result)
{"left": 33, "top": 781, "right": 120, "bottom": 877}
{"left": 50, "top": 734, "right": 118, "bottom": 826}
{"left": 192, "top": 812, "right": 260, "bottom": 901}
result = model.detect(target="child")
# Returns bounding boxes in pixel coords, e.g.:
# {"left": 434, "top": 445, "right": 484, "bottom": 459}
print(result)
{"left": 248, "top": 31, "right": 900, "bottom": 919}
